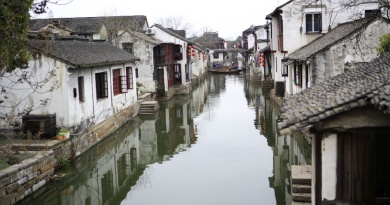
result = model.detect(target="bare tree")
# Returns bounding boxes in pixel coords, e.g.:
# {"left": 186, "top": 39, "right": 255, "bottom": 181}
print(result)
{"left": 98, "top": 15, "right": 146, "bottom": 47}
{"left": 156, "top": 16, "right": 193, "bottom": 31}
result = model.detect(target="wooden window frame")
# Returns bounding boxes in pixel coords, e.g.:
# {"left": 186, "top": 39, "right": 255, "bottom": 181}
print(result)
{"left": 113, "top": 69, "right": 121, "bottom": 96}
{"left": 277, "top": 14, "right": 284, "bottom": 51}
{"left": 78, "top": 76, "right": 85, "bottom": 102}
{"left": 122, "top": 42, "right": 134, "bottom": 54}
{"left": 306, "top": 13, "right": 322, "bottom": 33}
{"left": 95, "top": 72, "right": 108, "bottom": 99}
{"left": 174, "top": 44, "right": 183, "bottom": 61}
{"left": 126, "top": 67, "right": 134, "bottom": 89}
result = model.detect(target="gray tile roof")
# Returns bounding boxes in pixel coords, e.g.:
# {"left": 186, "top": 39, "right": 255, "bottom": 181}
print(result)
{"left": 287, "top": 18, "right": 376, "bottom": 61}
{"left": 28, "top": 39, "right": 139, "bottom": 68}
{"left": 152, "top": 24, "right": 194, "bottom": 44}
{"left": 29, "top": 16, "right": 148, "bottom": 34}
{"left": 278, "top": 52, "right": 390, "bottom": 135}
{"left": 266, "top": 0, "right": 293, "bottom": 18}
{"left": 119, "top": 30, "right": 162, "bottom": 45}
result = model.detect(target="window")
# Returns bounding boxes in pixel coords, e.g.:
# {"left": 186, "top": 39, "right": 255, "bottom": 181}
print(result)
{"left": 365, "top": 9, "right": 380, "bottom": 18}
{"left": 101, "top": 171, "right": 113, "bottom": 204}
{"left": 306, "top": 13, "right": 322, "bottom": 33}
{"left": 277, "top": 14, "right": 283, "bottom": 51}
{"left": 153, "top": 45, "right": 166, "bottom": 64}
{"left": 126, "top": 67, "right": 133, "bottom": 89}
{"left": 95, "top": 72, "right": 108, "bottom": 99}
{"left": 282, "top": 64, "right": 288, "bottom": 77}
{"left": 113, "top": 69, "right": 127, "bottom": 95}
{"left": 305, "top": 64, "right": 309, "bottom": 88}
{"left": 174, "top": 44, "right": 183, "bottom": 60}
{"left": 135, "top": 68, "right": 138, "bottom": 78}
{"left": 113, "top": 69, "right": 121, "bottom": 96}
{"left": 78, "top": 76, "right": 85, "bottom": 102}
{"left": 122, "top": 43, "right": 133, "bottom": 54}
{"left": 213, "top": 52, "right": 219, "bottom": 59}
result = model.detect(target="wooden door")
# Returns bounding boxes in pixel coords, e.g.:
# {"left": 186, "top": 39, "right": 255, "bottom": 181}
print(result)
{"left": 338, "top": 131, "right": 390, "bottom": 204}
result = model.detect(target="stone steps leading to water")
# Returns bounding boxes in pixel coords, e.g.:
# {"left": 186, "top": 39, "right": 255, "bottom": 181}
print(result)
{"left": 138, "top": 101, "right": 159, "bottom": 114}
{"left": 291, "top": 165, "right": 312, "bottom": 204}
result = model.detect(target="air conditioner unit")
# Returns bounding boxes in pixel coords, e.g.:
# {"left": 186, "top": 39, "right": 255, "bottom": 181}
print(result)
{"left": 145, "top": 28, "right": 155, "bottom": 35}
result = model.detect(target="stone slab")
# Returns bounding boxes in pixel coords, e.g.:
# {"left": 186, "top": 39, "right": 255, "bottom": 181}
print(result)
{"left": 291, "top": 165, "right": 311, "bottom": 180}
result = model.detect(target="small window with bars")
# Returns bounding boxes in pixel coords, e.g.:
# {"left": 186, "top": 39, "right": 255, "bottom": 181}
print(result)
{"left": 122, "top": 43, "right": 134, "bottom": 54}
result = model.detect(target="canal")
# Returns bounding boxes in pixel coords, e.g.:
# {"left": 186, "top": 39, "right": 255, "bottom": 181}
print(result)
{"left": 18, "top": 74, "right": 311, "bottom": 205}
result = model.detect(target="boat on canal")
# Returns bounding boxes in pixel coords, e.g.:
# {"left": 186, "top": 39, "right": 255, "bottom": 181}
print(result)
{"left": 208, "top": 66, "right": 242, "bottom": 74}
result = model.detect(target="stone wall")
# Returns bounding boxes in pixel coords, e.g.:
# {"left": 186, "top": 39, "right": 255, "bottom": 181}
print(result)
{"left": 312, "top": 19, "right": 390, "bottom": 85}
{"left": 0, "top": 151, "right": 55, "bottom": 205}
{"left": 54, "top": 103, "right": 140, "bottom": 159}
{"left": 174, "top": 83, "right": 192, "bottom": 95}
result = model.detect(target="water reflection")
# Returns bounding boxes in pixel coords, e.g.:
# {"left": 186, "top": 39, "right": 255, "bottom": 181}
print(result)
{"left": 19, "top": 74, "right": 310, "bottom": 205}
{"left": 244, "top": 80, "right": 311, "bottom": 205}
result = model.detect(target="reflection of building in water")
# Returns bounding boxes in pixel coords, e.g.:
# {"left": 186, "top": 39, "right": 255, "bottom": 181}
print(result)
{"left": 19, "top": 79, "right": 209, "bottom": 205}
{"left": 208, "top": 74, "right": 226, "bottom": 95}
{"left": 139, "top": 115, "right": 159, "bottom": 166}
{"left": 191, "top": 79, "right": 208, "bottom": 118}
{"left": 41, "top": 120, "right": 144, "bottom": 205}
{"left": 245, "top": 82, "right": 311, "bottom": 205}
{"left": 156, "top": 95, "right": 193, "bottom": 161}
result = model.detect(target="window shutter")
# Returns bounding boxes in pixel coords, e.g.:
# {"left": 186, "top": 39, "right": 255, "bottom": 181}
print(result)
{"left": 103, "top": 72, "right": 108, "bottom": 97}
{"left": 306, "top": 14, "right": 312, "bottom": 33}
{"left": 120, "top": 76, "right": 127, "bottom": 93}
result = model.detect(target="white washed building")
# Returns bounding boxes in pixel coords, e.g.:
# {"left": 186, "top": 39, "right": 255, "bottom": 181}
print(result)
{"left": 0, "top": 38, "right": 139, "bottom": 138}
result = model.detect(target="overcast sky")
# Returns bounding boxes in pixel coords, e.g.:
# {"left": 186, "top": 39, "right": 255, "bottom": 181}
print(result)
{"left": 32, "top": 0, "right": 288, "bottom": 40}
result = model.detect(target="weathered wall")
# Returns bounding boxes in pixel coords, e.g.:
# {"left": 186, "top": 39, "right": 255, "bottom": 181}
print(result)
{"left": 0, "top": 151, "right": 56, "bottom": 205}
{"left": 51, "top": 100, "right": 138, "bottom": 163}
{"left": 153, "top": 27, "right": 191, "bottom": 85}
{"left": 321, "top": 133, "right": 337, "bottom": 201}
{"left": 312, "top": 19, "right": 390, "bottom": 85}
{"left": 117, "top": 32, "right": 157, "bottom": 93}
{"left": 323, "top": 105, "right": 390, "bottom": 129}
{"left": 272, "top": 0, "right": 379, "bottom": 94}
{"left": 0, "top": 52, "right": 138, "bottom": 132}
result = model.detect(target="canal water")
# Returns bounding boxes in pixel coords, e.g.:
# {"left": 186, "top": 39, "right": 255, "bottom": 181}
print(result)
{"left": 18, "top": 74, "right": 311, "bottom": 205}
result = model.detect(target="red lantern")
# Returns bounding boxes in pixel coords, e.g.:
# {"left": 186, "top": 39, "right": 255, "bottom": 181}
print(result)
{"left": 259, "top": 53, "right": 265, "bottom": 67}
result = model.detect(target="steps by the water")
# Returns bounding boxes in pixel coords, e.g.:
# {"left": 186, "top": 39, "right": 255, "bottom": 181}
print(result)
{"left": 139, "top": 101, "right": 159, "bottom": 114}
{"left": 261, "top": 79, "right": 274, "bottom": 89}
{"left": 291, "top": 165, "right": 312, "bottom": 204}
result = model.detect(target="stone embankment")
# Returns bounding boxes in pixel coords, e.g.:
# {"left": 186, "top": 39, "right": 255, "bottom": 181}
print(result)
{"left": 0, "top": 151, "right": 55, "bottom": 205}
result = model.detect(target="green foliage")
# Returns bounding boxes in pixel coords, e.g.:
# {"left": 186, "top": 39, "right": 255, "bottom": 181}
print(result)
{"left": 57, "top": 155, "right": 71, "bottom": 169}
{"left": 377, "top": 33, "right": 390, "bottom": 54}
{"left": 0, "top": 0, "right": 34, "bottom": 73}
